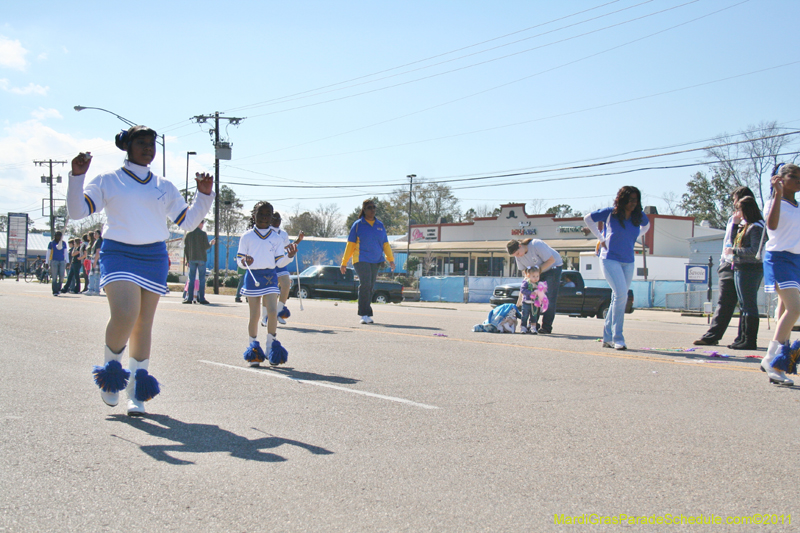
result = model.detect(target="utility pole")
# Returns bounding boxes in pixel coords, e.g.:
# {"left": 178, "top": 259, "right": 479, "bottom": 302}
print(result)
{"left": 191, "top": 112, "right": 245, "bottom": 294}
{"left": 406, "top": 174, "right": 415, "bottom": 275}
{"left": 34, "top": 159, "right": 68, "bottom": 235}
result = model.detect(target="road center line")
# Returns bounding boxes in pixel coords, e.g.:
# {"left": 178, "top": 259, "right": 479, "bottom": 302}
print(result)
{"left": 198, "top": 360, "right": 440, "bottom": 410}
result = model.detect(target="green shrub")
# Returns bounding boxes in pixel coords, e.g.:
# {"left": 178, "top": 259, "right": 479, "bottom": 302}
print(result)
{"left": 166, "top": 272, "right": 180, "bottom": 283}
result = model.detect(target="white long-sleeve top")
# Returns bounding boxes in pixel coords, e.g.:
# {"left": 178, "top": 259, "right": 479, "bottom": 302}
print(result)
{"left": 67, "top": 161, "right": 214, "bottom": 245}
{"left": 237, "top": 227, "right": 292, "bottom": 270}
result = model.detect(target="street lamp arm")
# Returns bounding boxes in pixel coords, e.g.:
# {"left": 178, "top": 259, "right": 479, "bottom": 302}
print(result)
{"left": 74, "top": 105, "right": 137, "bottom": 127}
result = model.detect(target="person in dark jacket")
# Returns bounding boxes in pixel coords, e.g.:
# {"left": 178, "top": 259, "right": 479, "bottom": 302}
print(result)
{"left": 725, "top": 196, "right": 764, "bottom": 350}
{"left": 183, "top": 220, "right": 214, "bottom": 304}
{"left": 693, "top": 187, "right": 756, "bottom": 346}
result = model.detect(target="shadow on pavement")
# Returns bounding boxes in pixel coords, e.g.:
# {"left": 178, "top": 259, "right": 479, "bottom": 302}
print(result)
{"left": 259, "top": 366, "right": 360, "bottom": 385}
{"left": 109, "top": 414, "right": 333, "bottom": 465}
{"left": 372, "top": 323, "right": 442, "bottom": 331}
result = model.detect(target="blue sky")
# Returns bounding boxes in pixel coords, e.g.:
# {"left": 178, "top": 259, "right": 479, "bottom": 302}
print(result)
{"left": 2, "top": 0, "right": 799, "bottom": 229}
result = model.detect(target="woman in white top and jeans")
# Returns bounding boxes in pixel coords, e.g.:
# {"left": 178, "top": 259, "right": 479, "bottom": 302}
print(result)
{"left": 761, "top": 163, "right": 800, "bottom": 386}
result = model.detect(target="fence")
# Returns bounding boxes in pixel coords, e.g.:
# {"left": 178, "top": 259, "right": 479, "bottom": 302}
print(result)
{"left": 416, "top": 275, "right": 778, "bottom": 311}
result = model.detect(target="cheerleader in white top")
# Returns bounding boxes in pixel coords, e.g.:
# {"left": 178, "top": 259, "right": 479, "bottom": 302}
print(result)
{"left": 67, "top": 126, "right": 215, "bottom": 416}
{"left": 260, "top": 212, "right": 303, "bottom": 327}
{"left": 239, "top": 201, "right": 297, "bottom": 367}
{"left": 761, "top": 163, "right": 800, "bottom": 386}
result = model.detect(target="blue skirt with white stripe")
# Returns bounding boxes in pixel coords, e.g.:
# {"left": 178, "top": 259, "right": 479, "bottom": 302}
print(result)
{"left": 242, "top": 267, "right": 280, "bottom": 296}
{"left": 764, "top": 250, "right": 800, "bottom": 293}
{"left": 276, "top": 265, "right": 289, "bottom": 277}
{"left": 99, "top": 239, "right": 169, "bottom": 295}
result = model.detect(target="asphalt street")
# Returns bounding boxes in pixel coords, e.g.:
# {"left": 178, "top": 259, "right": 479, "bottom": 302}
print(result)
{"left": 1, "top": 279, "right": 798, "bottom": 532}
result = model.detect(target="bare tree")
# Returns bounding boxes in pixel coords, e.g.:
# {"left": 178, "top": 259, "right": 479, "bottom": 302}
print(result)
{"left": 705, "top": 121, "right": 798, "bottom": 208}
{"left": 314, "top": 203, "right": 343, "bottom": 238}
{"left": 659, "top": 191, "right": 684, "bottom": 216}
{"left": 527, "top": 198, "right": 548, "bottom": 214}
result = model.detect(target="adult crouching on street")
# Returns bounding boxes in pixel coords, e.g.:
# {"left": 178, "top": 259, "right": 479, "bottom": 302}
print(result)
{"left": 507, "top": 238, "right": 563, "bottom": 334}
{"left": 583, "top": 185, "right": 650, "bottom": 350}
{"left": 341, "top": 199, "right": 395, "bottom": 325}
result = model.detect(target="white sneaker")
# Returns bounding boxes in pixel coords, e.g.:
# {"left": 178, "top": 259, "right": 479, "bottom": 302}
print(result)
{"left": 365, "top": 316, "right": 374, "bottom": 324}
{"left": 762, "top": 341, "right": 794, "bottom": 385}
{"left": 277, "top": 316, "right": 286, "bottom": 325}
{"left": 614, "top": 343, "right": 627, "bottom": 350}
{"left": 360, "top": 316, "right": 369, "bottom": 324}
{"left": 519, "top": 326, "right": 528, "bottom": 334}
{"left": 260, "top": 316, "right": 268, "bottom": 327}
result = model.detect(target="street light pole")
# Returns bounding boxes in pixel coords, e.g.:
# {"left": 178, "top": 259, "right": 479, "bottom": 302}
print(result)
{"left": 183, "top": 151, "right": 197, "bottom": 276}
{"left": 73, "top": 105, "right": 167, "bottom": 176}
{"left": 406, "top": 174, "right": 415, "bottom": 275}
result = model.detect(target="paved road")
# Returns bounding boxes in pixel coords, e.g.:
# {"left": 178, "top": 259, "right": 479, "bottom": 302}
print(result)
{"left": 1, "top": 280, "right": 797, "bottom": 532}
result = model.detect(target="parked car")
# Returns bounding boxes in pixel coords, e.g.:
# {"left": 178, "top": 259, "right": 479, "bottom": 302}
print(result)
{"left": 489, "top": 270, "right": 633, "bottom": 319}
{"left": 289, "top": 265, "right": 404, "bottom": 303}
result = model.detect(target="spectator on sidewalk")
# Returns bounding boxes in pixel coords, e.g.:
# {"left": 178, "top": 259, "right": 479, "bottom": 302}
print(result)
{"left": 183, "top": 220, "right": 214, "bottom": 305}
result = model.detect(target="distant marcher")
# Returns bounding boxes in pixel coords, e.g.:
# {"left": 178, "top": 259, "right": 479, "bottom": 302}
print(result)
{"left": 260, "top": 212, "right": 302, "bottom": 326}
{"left": 239, "top": 201, "right": 297, "bottom": 367}
{"left": 67, "top": 125, "right": 214, "bottom": 416}
{"left": 761, "top": 164, "right": 800, "bottom": 386}
{"left": 46, "top": 231, "right": 68, "bottom": 296}
{"left": 693, "top": 187, "right": 756, "bottom": 346}
{"left": 507, "top": 238, "right": 563, "bottom": 334}
{"left": 583, "top": 185, "right": 650, "bottom": 350}
{"left": 183, "top": 220, "right": 214, "bottom": 305}
{"left": 724, "top": 196, "right": 764, "bottom": 350}
{"left": 341, "top": 200, "right": 395, "bottom": 324}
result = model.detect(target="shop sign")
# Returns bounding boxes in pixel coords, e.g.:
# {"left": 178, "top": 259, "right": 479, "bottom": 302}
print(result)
{"left": 558, "top": 225, "right": 584, "bottom": 233}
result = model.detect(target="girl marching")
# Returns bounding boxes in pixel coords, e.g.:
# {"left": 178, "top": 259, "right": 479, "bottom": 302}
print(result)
{"left": 761, "top": 163, "right": 800, "bottom": 386}
{"left": 68, "top": 125, "right": 215, "bottom": 416}
{"left": 239, "top": 202, "right": 298, "bottom": 367}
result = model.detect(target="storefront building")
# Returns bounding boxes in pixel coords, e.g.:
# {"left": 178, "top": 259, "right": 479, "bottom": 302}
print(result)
{"left": 392, "top": 203, "right": 703, "bottom": 279}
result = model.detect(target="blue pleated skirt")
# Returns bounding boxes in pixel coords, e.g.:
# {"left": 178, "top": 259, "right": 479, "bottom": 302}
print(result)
{"left": 276, "top": 265, "right": 290, "bottom": 277}
{"left": 242, "top": 267, "right": 280, "bottom": 296}
{"left": 99, "top": 239, "right": 169, "bottom": 295}
{"left": 764, "top": 250, "right": 800, "bottom": 293}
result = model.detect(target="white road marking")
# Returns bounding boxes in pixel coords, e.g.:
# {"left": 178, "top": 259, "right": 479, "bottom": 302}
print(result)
{"left": 198, "top": 360, "right": 440, "bottom": 410}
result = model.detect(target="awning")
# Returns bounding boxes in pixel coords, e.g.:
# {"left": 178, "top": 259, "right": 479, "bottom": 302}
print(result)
{"left": 390, "top": 238, "right": 633, "bottom": 254}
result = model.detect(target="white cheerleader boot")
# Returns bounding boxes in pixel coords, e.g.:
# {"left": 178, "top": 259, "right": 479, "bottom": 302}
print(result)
{"left": 126, "top": 358, "right": 161, "bottom": 416}
{"left": 762, "top": 341, "right": 793, "bottom": 386}
{"left": 92, "top": 345, "right": 130, "bottom": 407}
{"left": 260, "top": 305, "right": 268, "bottom": 327}
{"left": 276, "top": 301, "right": 287, "bottom": 325}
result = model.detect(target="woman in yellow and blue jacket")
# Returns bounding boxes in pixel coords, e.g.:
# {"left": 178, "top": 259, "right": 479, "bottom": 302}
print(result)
{"left": 341, "top": 199, "right": 395, "bottom": 324}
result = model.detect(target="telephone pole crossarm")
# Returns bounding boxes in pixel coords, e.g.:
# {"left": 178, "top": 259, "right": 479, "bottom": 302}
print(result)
{"left": 190, "top": 112, "right": 245, "bottom": 294}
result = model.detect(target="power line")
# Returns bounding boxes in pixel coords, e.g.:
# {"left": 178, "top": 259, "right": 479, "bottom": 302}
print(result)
{"left": 222, "top": 0, "right": 628, "bottom": 114}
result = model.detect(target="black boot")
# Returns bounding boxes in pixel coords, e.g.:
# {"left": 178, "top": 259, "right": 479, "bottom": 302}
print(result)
{"left": 729, "top": 314, "right": 759, "bottom": 350}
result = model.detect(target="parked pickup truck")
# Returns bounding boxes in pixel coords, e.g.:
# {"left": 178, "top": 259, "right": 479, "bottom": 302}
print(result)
{"left": 289, "top": 265, "right": 404, "bottom": 304}
{"left": 489, "top": 270, "right": 633, "bottom": 319}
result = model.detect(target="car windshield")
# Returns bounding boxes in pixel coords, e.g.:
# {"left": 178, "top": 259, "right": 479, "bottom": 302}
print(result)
{"left": 299, "top": 266, "right": 321, "bottom": 276}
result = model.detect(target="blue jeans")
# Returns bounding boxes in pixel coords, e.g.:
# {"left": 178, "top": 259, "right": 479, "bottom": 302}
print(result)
{"left": 539, "top": 266, "right": 562, "bottom": 332}
{"left": 187, "top": 260, "right": 207, "bottom": 301}
{"left": 235, "top": 273, "right": 245, "bottom": 299}
{"left": 521, "top": 302, "right": 540, "bottom": 330}
{"left": 600, "top": 258, "right": 634, "bottom": 345}
{"left": 734, "top": 268, "right": 762, "bottom": 318}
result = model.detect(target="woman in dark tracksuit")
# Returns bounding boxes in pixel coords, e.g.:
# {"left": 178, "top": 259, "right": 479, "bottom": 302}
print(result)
{"left": 725, "top": 196, "right": 764, "bottom": 350}
{"left": 341, "top": 199, "right": 395, "bottom": 324}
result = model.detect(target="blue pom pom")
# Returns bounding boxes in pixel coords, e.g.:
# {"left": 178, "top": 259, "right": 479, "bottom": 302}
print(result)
{"left": 772, "top": 340, "right": 800, "bottom": 375}
{"left": 134, "top": 368, "right": 160, "bottom": 402}
{"left": 472, "top": 324, "right": 484, "bottom": 332}
{"left": 92, "top": 360, "right": 130, "bottom": 393}
{"left": 243, "top": 340, "right": 266, "bottom": 363}
{"left": 269, "top": 340, "right": 288, "bottom": 366}
{"left": 278, "top": 306, "right": 291, "bottom": 319}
